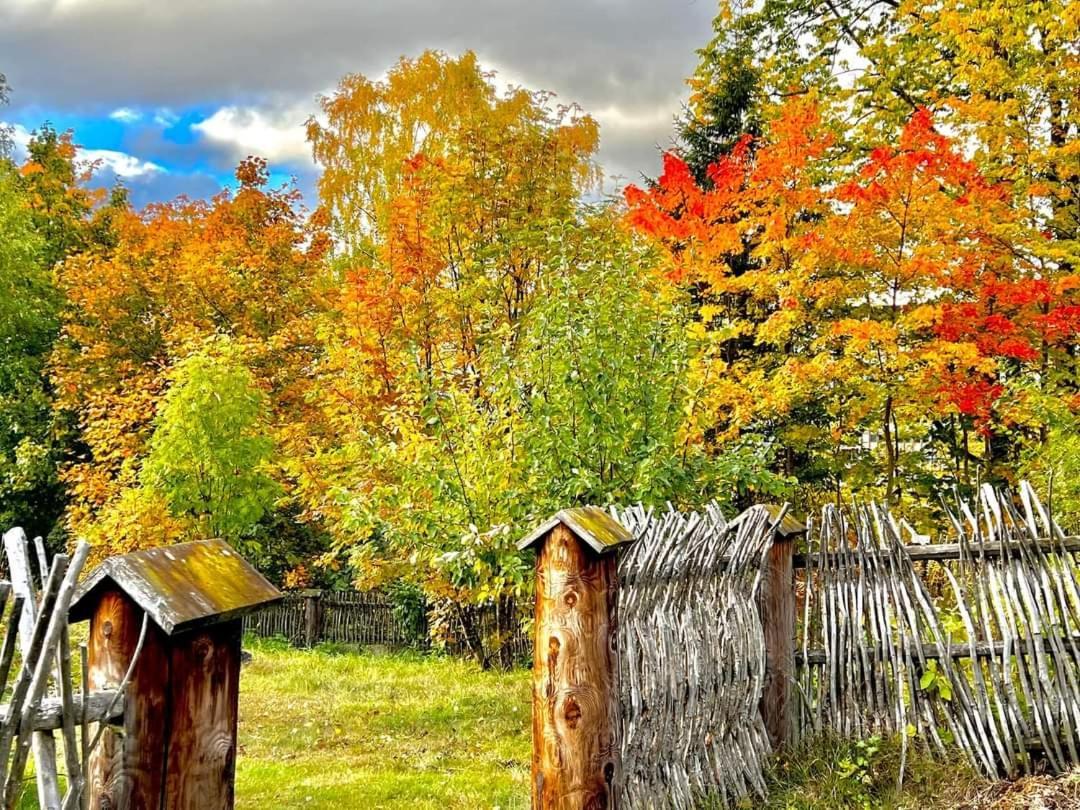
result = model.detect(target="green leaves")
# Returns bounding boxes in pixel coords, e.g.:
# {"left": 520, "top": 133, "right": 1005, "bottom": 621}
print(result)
{"left": 919, "top": 660, "right": 953, "bottom": 702}
{"left": 142, "top": 339, "right": 278, "bottom": 551}
{"left": 0, "top": 162, "right": 65, "bottom": 539}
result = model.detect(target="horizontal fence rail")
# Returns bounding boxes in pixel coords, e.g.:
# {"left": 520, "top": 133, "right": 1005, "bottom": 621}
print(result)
{"left": 792, "top": 534, "right": 1080, "bottom": 568}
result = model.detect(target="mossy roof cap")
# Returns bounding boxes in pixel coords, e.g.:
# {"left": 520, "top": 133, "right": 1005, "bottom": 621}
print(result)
{"left": 518, "top": 506, "right": 634, "bottom": 555}
{"left": 69, "top": 539, "right": 283, "bottom": 635}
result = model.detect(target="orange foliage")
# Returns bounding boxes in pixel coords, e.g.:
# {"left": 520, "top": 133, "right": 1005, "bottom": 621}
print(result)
{"left": 53, "top": 158, "right": 330, "bottom": 551}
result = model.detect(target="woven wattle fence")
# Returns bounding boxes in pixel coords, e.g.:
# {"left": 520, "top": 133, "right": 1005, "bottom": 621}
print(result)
{"left": 795, "top": 482, "right": 1080, "bottom": 779}
{"left": 613, "top": 502, "right": 778, "bottom": 809}
{"left": 568, "top": 483, "right": 1080, "bottom": 809}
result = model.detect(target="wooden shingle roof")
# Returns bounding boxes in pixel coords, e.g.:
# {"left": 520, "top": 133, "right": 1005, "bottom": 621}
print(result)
{"left": 69, "top": 539, "right": 282, "bottom": 635}
{"left": 518, "top": 506, "right": 634, "bottom": 555}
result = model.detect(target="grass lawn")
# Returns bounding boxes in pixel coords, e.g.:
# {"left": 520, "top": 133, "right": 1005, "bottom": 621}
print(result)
{"left": 236, "top": 637, "right": 531, "bottom": 809}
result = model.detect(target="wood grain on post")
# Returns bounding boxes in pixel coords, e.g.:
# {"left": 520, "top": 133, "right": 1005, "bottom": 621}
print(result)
{"left": 532, "top": 523, "right": 621, "bottom": 810}
{"left": 302, "top": 590, "right": 322, "bottom": 648}
{"left": 165, "top": 621, "right": 242, "bottom": 808}
{"left": 87, "top": 588, "right": 171, "bottom": 810}
{"left": 757, "top": 509, "right": 802, "bottom": 751}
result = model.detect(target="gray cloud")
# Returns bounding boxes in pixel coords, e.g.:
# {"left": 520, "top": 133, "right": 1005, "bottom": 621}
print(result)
{"left": 1, "top": 0, "right": 715, "bottom": 187}
{"left": 92, "top": 166, "right": 223, "bottom": 209}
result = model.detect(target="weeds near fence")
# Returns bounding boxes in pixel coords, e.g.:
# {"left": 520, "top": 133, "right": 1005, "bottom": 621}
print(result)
{"left": 755, "top": 733, "right": 986, "bottom": 810}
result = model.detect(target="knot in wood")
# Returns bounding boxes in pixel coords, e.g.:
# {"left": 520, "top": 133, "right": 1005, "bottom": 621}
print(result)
{"left": 193, "top": 634, "right": 214, "bottom": 664}
{"left": 563, "top": 695, "right": 582, "bottom": 729}
{"left": 102, "top": 620, "right": 113, "bottom": 639}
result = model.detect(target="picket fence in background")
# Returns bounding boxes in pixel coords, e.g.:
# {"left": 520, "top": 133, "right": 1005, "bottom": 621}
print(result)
{"left": 243, "top": 588, "right": 532, "bottom": 662}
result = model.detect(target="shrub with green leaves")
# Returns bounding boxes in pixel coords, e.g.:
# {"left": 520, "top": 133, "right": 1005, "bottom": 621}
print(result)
{"left": 142, "top": 340, "right": 278, "bottom": 551}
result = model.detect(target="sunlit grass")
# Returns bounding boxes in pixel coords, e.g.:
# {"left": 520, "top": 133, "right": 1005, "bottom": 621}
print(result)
{"left": 235, "top": 637, "right": 531, "bottom": 809}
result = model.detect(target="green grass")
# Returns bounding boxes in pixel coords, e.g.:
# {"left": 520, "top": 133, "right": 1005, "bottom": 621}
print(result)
{"left": 236, "top": 637, "right": 531, "bottom": 809}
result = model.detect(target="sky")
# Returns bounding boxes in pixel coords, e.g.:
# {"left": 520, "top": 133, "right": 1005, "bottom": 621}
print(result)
{"left": 1, "top": 0, "right": 718, "bottom": 209}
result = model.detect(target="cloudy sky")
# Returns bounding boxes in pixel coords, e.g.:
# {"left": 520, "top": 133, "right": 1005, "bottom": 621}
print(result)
{"left": 1, "top": 0, "right": 717, "bottom": 208}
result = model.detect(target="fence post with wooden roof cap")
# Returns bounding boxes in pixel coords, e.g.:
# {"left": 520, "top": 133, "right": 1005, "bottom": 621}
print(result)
{"left": 518, "top": 506, "right": 635, "bottom": 810}
{"left": 68, "top": 539, "right": 282, "bottom": 810}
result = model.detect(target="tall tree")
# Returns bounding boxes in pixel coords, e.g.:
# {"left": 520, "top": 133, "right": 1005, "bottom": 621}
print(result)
{"left": 142, "top": 341, "right": 278, "bottom": 550}
{"left": 301, "top": 53, "right": 783, "bottom": 629}
{"left": 679, "top": 3, "right": 764, "bottom": 181}
{"left": 53, "top": 157, "right": 331, "bottom": 559}
{"left": 18, "top": 125, "right": 100, "bottom": 268}
{"left": 0, "top": 160, "right": 60, "bottom": 538}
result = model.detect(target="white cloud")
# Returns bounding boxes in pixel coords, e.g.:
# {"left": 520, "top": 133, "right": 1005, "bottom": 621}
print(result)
{"left": 153, "top": 108, "right": 178, "bottom": 127}
{"left": 191, "top": 104, "right": 312, "bottom": 164}
{"left": 80, "top": 148, "right": 164, "bottom": 178}
{"left": 593, "top": 104, "right": 674, "bottom": 133}
{"left": 3, "top": 120, "right": 163, "bottom": 178}
{"left": 108, "top": 106, "right": 141, "bottom": 124}
{"left": 5, "top": 123, "right": 32, "bottom": 154}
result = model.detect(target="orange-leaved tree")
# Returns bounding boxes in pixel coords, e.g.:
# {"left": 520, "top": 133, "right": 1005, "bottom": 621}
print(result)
{"left": 52, "top": 157, "right": 332, "bottom": 569}
{"left": 627, "top": 101, "right": 1073, "bottom": 507}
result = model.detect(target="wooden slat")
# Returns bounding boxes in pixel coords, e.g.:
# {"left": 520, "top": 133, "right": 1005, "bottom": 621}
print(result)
{"left": 5, "top": 542, "right": 91, "bottom": 810}
{"left": 0, "top": 690, "right": 125, "bottom": 732}
{"left": 3, "top": 528, "right": 62, "bottom": 810}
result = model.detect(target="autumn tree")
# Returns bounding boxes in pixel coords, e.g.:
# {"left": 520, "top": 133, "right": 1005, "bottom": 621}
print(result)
{"left": 304, "top": 53, "right": 600, "bottom": 590}
{"left": 53, "top": 157, "right": 331, "bottom": 562}
{"left": 17, "top": 125, "right": 102, "bottom": 268}
{"left": 628, "top": 100, "right": 836, "bottom": 493}
{"left": 628, "top": 99, "right": 1076, "bottom": 508}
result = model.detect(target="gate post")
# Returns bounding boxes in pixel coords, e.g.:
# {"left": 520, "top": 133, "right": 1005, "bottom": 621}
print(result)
{"left": 758, "top": 505, "right": 805, "bottom": 750}
{"left": 518, "top": 508, "right": 635, "bottom": 810}
{"left": 68, "top": 540, "right": 282, "bottom": 809}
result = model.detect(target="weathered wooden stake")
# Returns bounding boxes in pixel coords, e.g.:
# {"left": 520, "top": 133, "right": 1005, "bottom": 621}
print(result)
{"left": 519, "top": 507, "right": 635, "bottom": 810}
{"left": 758, "top": 506, "right": 805, "bottom": 750}
{"left": 301, "top": 589, "right": 323, "bottom": 648}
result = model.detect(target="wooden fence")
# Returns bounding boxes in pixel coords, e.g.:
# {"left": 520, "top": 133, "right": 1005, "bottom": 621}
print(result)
{"left": 523, "top": 484, "right": 1080, "bottom": 809}
{"left": 243, "top": 588, "right": 532, "bottom": 663}
{"left": 793, "top": 483, "right": 1080, "bottom": 780}
{"left": 0, "top": 528, "right": 96, "bottom": 809}
{"left": 0, "top": 530, "right": 279, "bottom": 809}
{"left": 243, "top": 590, "right": 412, "bottom": 647}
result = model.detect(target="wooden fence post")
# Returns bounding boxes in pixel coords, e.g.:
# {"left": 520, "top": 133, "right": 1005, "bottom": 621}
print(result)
{"left": 69, "top": 540, "right": 282, "bottom": 809}
{"left": 301, "top": 590, "right": 323, "bottom": 648}
{"left": 518, "top": 507, "right": 635, "bottom": 810}
{"left": 758, "top": 505, "right": 805, "bottom": 751}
